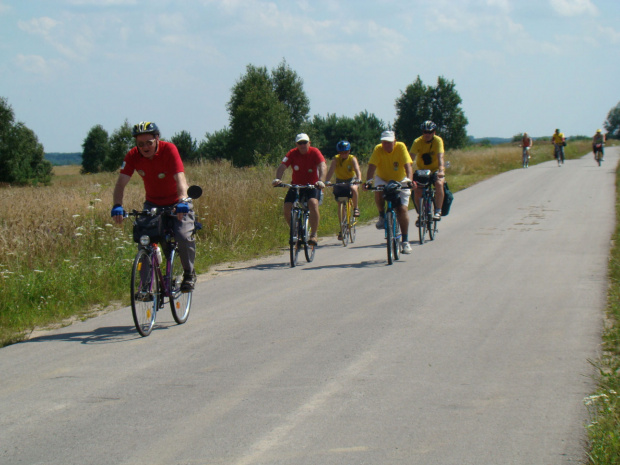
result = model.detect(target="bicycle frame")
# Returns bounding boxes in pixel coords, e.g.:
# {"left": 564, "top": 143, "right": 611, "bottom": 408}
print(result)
{"left": 367, "top": 184, "right": 403, "bottom": 265}
{"left": 417, "top": 182, "right": 437, "bottom": 244}
{"left": 277, "top": 183, "right": 316, "bottom": 267}
{"left": 327, "top": 181, "right": 360, "bottom": 247}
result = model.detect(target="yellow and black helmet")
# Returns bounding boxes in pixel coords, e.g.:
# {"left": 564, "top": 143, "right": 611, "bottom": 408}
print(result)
{"left": 132, "top": 121, "right": 160, "bottom": 137}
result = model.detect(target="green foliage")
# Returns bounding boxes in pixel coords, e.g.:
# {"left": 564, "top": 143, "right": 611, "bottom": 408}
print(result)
{"left": 604, "top": 101, "right": 620, "bottom": 139}
{"left": 81, "top": 124, "right": 109, "bottom": 174}
{"left": 226, "top": 61, "right": 310, "bottom": 166}
{"left": 199, "top": 128, "right": 233, "bottom": 161}
{"left": 0, "top": 97, "right": 52, "bottom": 185}
{"left": 45, "top": 153, "right": 82, "bottom": 165}
{"left": 103, "top": 120, "right": 132, "bottom": 172}
{"left": 512, "top": 133, "right": 524, "bottom": 143}
{"left": 171, "top": 130, "right": 199, "bottom": 163}
{"left": 393, "top": 76, "right": 469, "bottom": 150}
{"left": 308, "top": 111, "right": 387, "bottom": 162}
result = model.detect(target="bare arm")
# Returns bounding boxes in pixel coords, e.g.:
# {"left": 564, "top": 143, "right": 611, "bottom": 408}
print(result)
{"left": 273, "top": 163, "right": 287, "bottom": 184}
{"left": 352, "top": 157, "right": 362, "bottom": 180}
{"left": 437, "top": 153, "right": 445, "bottom": 177}
{"left": 113, "top": 173, "right": 132, "bottom": 206}
{"left": 365, "top": 164, "right": 377, "bottom": 188}
{"left": 317, "top": 161, "right": 327, "bottom": 183}
{"left": 325, "top": 158, "right": 337, "bottom": 182}
{"left": 174, "top": 172, "right": 189, "bottom": 201}
{"left": 405, "top": 162, "right": 414, "bottom": 180}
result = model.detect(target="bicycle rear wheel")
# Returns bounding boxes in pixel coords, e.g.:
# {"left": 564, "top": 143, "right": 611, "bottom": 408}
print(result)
{"left": 131, "top": 248, "right": 158, "bottom": 337}
{"left": 290, "top": 209, "right": 300, "bottom": 267}
{"left": 303, "top": 212, "right": 315, "bottom": 262}
{"left": 386, "top": 210, "right": 394, "bottom": 265}
{"left": 169, "top": 247, "right": 191, "bottom": 324}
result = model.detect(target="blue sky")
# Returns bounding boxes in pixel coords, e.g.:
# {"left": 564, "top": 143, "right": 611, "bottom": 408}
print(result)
{"left": 1, "top": 0, "right": 619, "bottom": 153}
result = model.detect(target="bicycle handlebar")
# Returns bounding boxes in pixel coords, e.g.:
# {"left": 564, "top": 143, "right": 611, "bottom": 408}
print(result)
{"left": 325, "top": 181, "right": 362, "bottom": 187}
{"left": 274, "top": 183, "right": 317, "bottom": 189}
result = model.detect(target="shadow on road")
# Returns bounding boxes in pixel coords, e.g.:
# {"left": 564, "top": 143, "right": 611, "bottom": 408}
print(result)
{"left": 21, "top": 324, "right": 163, "bottom": 345}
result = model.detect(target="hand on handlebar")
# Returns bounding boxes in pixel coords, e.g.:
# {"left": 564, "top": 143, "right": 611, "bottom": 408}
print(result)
{"left": 315, "top": 181, "right": 325, "bottom": 189}
{"left": 272, "top": 178, "right": 282, "bottom": 187}
{"left": 111, "top": 205, "right": 125, "bottom": 224}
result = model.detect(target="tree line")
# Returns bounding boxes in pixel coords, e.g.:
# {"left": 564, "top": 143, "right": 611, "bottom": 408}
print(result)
{"left": 0, "top": 97, "right": 52, "bottom": 185}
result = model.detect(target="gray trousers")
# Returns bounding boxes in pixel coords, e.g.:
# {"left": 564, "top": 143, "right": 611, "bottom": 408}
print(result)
{"left": 144, "top": 200, "right": 196, "bottom": 275}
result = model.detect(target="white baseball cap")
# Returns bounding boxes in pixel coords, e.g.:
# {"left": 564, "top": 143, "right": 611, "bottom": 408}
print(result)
{"left": 295, "top": 133, "right": 310, "bottom": 143}
{"left": 380, "top": 130, "right": 395, "bottom": 142}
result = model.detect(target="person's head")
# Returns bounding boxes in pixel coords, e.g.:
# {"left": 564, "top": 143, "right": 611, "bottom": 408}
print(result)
{"left": 295, "top": 133, "right": 310, "bottom": 154}
{"left": 596, "top": 129, "right": 602, "bottom": 134}
{"left": 380, "top": 130, "right": 396, "bottom": 152}
{"left": 132, "top": 121, "right": 160, "bottom": 158}
{"left": 555, "top": 128, "right": 560, "bottom": 134}
{"left": 523, "top": 132, "right": 528, "bottom": 137}
{"left": 336, "top": 140, "right": 351, "bottom": 155}
{"left": 420, "top": 120, "right": 437, "bottom": 142}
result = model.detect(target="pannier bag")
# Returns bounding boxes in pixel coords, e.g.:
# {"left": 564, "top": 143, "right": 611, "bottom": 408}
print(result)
{"left": 442, "top": 182, "right": 454, "bottom": 217}
{"left": 133, "top": 214, "right": 165, "bottom": 244}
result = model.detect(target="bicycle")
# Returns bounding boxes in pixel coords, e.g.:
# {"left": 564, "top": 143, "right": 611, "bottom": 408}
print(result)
{"left": 521, "top": 146, "right": 530, "bottom": 168}
{"left": 366, "top": 181, "right": 405, "bottom": 265}
{"left": 413, "top": 170, "right": 438, "bottom": 244}
{"left": 594, "top": 143, "right": 604, "bottom": 166}
{"left": 275, "top": 183, "right": 317, "bottom": 267}
{"left": 326, "top": 181, "right": 360, "bottom": 247}
{"left": 554, "top": 143, "right": 565, "bottom": 167}
{"left": 127, "top": 185, "right": 202, "bottom": 337}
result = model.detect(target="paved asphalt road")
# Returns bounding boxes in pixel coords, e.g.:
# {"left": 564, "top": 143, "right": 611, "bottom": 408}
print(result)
{"left": 1, "top": 149, "right": 617, "bottom": 465}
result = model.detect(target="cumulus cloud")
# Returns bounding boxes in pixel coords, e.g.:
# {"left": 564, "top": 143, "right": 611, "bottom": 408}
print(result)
{"left": 15, "top": 54, "right": 51, "bottom": 74}
{"left": 548, "top": 0, "right": 598, "bottom": 16}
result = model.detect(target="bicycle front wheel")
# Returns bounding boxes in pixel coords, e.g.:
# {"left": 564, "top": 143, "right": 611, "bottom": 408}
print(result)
{"left": 131, "top": 248, "right": 158, "bottom": 337}
{"left": 418, "top": 198, "right": 427, "bottom": 244}
{"left": 340, "top": 202, "right": 349, "bottom": 247}
{"left": 169, "top": 247, "right": 191, "bottom": 324}
{"left": 392, "top": 213, "right": 400, "bottom": 261}
{"left": 290, "top": 209, "right": 300, "bottom": 267}
{"left": 303, "top": 212, "right": 315, "bottom": 262}
{"left": 386, "top": 210, "right": 394, "bottom": 265}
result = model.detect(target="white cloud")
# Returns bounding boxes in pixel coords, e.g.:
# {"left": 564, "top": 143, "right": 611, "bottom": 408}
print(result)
{"left": 598, "top": 24, "right": 620, "bottom": 44}
{"left": 15, "top": 54, "right": 51, "bottom": 75}
{"left": 548, "top": 0, "right": 598, "bottom": 16}
{"left": 18, "top": 17, "right": 60, "bottom": 36}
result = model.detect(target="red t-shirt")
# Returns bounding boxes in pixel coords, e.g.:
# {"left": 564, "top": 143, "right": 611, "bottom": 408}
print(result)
{"left": 281, "top": 146, "right": 325, "bottom": 184}
{"left": 120, "top": 140, "right": 185, "bottom": 205}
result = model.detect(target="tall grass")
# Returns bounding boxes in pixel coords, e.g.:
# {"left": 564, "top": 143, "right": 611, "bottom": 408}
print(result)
{"left": 0, "top": 140, "right": 595, "bottom": 346}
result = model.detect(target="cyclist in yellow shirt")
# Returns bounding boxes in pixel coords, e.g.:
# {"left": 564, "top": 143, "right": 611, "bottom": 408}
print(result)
{"left": 363, "top": 130, "right": 413, "bottom": 254}
{"left": 410, "top": 121, "right": 445, "bottom": 221}
{"left": 326, "top": 141, "right": 362, "bottom": 240}
{"left": 551, "top": 128, "right": 565, "bottom": 165}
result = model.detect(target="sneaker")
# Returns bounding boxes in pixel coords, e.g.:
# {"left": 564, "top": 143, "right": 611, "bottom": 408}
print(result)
{"left": 180, "top": 271, "right": 196, "bottom": 293}
{"left": 433, "top": 210, "right": 442, "bottom": 220}
{"left": 308, "top": 235, "right": 318, "bottom": 246}
{"left": 375, "top": 216, "right": 385, "bottom": 229}
{"left": 401, "top": 242, "right": 412, "bottom": 254}
{"left": 337, "top": 233, "right": 343, "bottom": 241}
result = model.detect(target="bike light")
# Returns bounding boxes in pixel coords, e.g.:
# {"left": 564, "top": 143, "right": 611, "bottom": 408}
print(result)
{"left": 140, "top": 235, "right": 150, "bottom": 246}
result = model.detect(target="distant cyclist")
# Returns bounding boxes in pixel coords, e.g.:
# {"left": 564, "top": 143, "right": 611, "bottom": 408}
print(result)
{"left": 326, "top": 140, "right": 362, "bottom": 240}
{"left": 520, "top": 132, "right": 533, "bottom": 168}
{"left": 551, "top": 128, "right": 565, "bottom": 165}
{"left": 592, "top": 129, "right": 606, "bottom": 161}
{"left": 410, "top": 121, "right": 446, "bottom": 221}
{"left": 363, "top": 130, "right": 413, "bottom": 254}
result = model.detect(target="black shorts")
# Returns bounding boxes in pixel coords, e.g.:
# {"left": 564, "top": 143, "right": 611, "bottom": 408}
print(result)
{"left": 284, "top": 187, "right": 321, "bottom": 204}
{"left": 332, "top": 184, "right": 352, "bottom": 200}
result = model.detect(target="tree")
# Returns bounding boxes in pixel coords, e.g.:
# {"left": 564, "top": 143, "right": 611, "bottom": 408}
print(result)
{"left": 393, "top": 76, "right": 469, "bottom": 149}
{"left": 81, "top": 124, "right": 109, "bottom": 174}
{"left": 171, "top": 130, "right": 198, "bottom": 163}
{"left": 103, "top": 120, "right": 133, "bottom": 172}
{"left": 226, "top": 62, "right": 310, "bottom": 166}
{"left": 0, "top": 97, "right": 52, "bottom": 185}
{"left": 198, "top": 128, "right": 233, "bottom": 161}
{"left": 604, "top": 101, "right": 620, "bottom": 139}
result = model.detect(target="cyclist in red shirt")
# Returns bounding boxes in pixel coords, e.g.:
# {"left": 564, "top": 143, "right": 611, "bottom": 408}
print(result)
{"left": 272, "top": 133, "right": 327, "bottom": 246}
{"left": 111, "top": 121, "right": 198, "bottom": 292}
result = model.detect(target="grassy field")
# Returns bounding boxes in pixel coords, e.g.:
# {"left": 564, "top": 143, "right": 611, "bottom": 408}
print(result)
{"left": 1, "top": 139, "right": 618, "bottom": 460}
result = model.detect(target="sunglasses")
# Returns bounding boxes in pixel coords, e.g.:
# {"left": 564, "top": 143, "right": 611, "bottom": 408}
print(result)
{"left": 423, "top": 131, "right": 434, "bottom": 135}
{"left": 296, "top": 141, "right": 309, "bottom": 145}
{"left": 137, "top": 139, "right": 156, "bottom": 148}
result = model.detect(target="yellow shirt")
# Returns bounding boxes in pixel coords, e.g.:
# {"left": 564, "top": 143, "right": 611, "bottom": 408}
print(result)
{"left": 368, "top": 141, "right": 412, "bottom": 181}
{"left": 410, "top": 135, "right": 445, "bottom": 172}
{"left": 333, "top": 154, "right": 356, "bottom": 180}
{"left": 552, "top": 133, "right": 565, "bottom": 144}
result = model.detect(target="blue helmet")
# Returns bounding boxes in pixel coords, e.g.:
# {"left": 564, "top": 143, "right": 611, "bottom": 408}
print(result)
{"left": 420, "top": 120, "right": 437, "bottom": 132}
{"left": 336, "top": 140, "right": 351, "bottom": 152}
